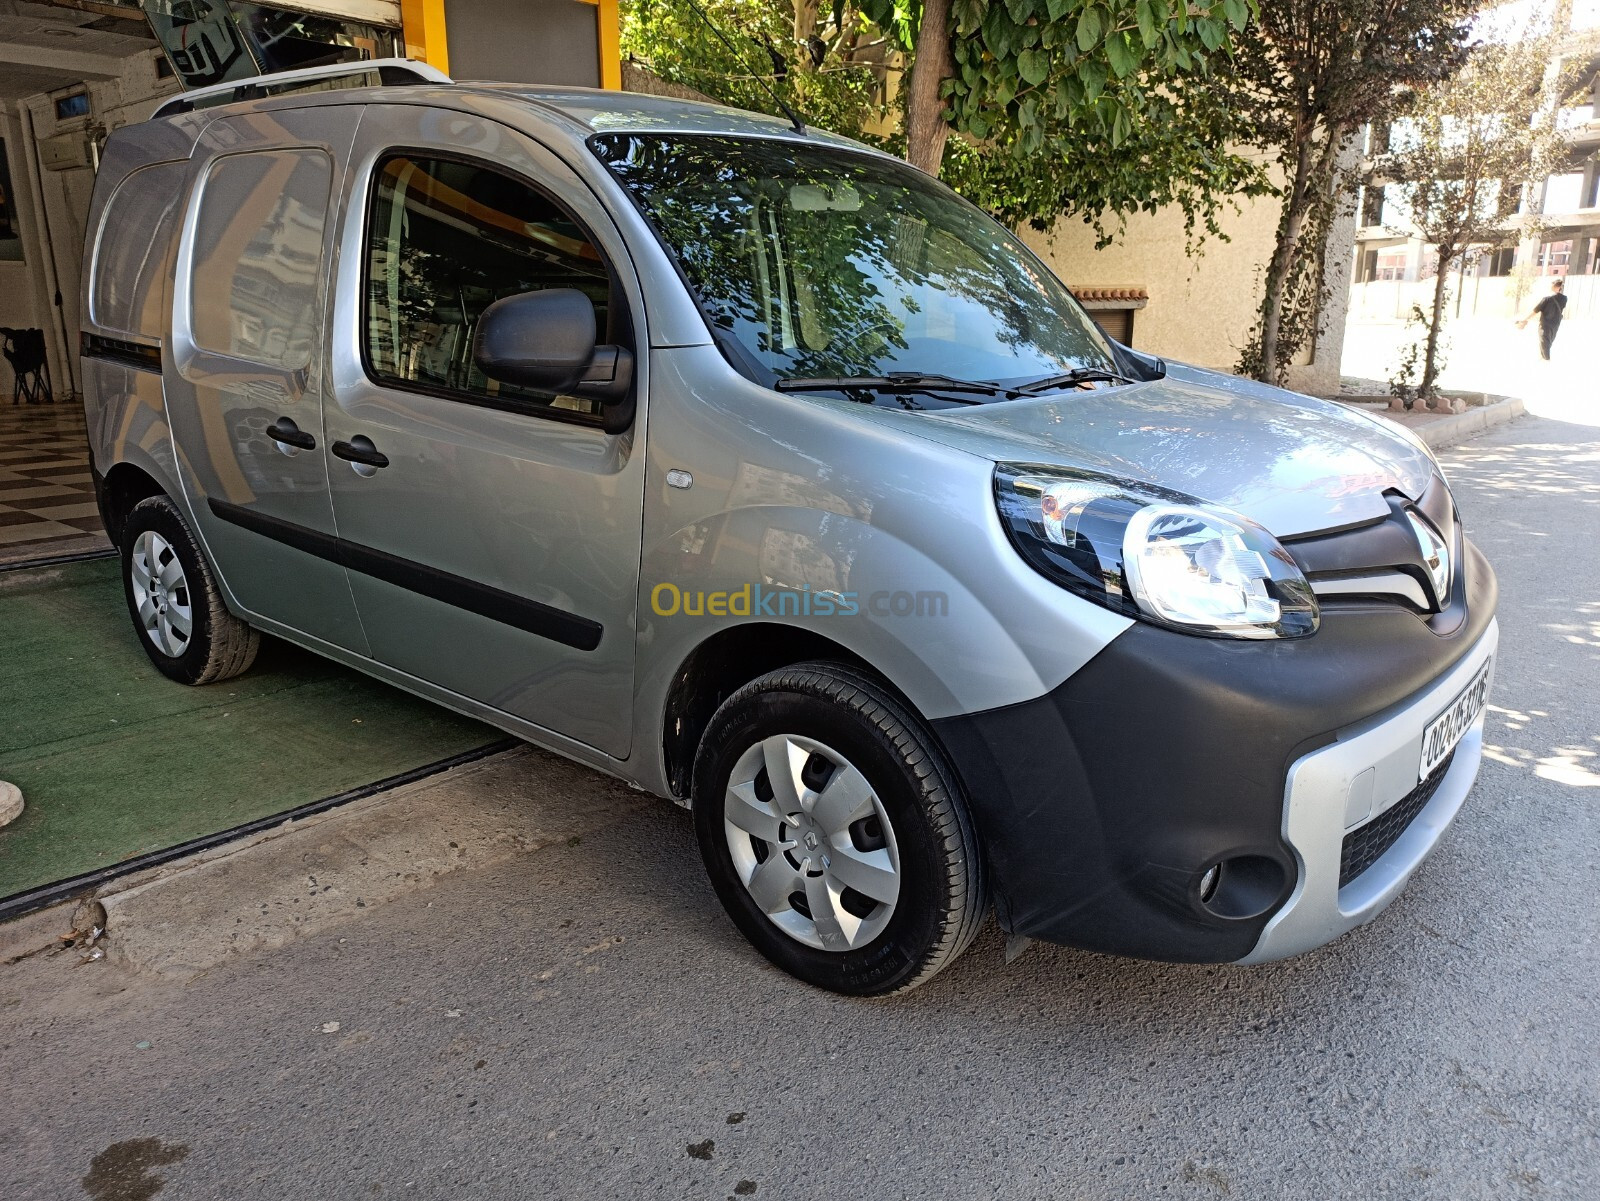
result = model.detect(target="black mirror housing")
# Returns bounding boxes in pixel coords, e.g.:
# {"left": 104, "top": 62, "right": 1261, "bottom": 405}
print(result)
{"left": 473, "top": 288, "right": 599, "bottom": 394}
{"left": 472, "top": 288, "right": 635, "bottom": 420}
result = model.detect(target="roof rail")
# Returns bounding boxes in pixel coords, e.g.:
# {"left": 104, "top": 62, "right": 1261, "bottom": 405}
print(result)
{"left": 153, "top": 58, "right": 451, "bottom": 119}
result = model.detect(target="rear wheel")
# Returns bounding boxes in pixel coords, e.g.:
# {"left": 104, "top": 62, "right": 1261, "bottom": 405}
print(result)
{"left": 692, "top": 663, "right": 987, "bottom": 995}
{"left": 120, "top": 494, "right": 259, "bottom": 686}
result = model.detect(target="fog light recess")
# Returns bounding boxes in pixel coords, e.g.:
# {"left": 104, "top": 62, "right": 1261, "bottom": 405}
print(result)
{"left": 1195, "top": 855, "right": 1287, "bottom": 920}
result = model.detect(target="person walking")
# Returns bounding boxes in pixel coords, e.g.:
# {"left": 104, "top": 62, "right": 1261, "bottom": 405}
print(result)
{"left": 1517, "top": 279, "right": 1568, "bottom": 360}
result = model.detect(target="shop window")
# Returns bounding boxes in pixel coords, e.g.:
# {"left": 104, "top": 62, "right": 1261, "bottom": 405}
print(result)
{"left": 1486, "top": 246, "right": 1516, "bottom": 277}
{"left": 364, "top": 154, "right": 615, "bottom": 420}
{"left": 142, "top": 1, "right": 400, "bottom": 91}
{"left": 54, "top": 91, "right": 90, "bottom": 121}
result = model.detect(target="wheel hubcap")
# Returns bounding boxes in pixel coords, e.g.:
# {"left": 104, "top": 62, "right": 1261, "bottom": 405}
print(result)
{"left": 130, "top": 531, "right": 194, "bottom": 658}
{"left": 723, "top": 735, "right": 901, "bottom": 952}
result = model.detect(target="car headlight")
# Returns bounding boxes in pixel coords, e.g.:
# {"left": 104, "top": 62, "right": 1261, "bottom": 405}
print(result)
{"left": 994, "top": 463, "right": 1319, "bottom": 640}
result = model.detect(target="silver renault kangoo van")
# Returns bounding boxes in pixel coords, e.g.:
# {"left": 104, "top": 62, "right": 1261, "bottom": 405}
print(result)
{"left": 81, "top": 61, "right": 1498, "bottom": 994}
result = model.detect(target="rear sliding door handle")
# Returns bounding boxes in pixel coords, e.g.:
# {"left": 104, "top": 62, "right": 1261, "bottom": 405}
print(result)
{"left": 267, "top": 417, "right": 316, "bottom": 453}
{"left": 331, "top": 435, "right": 390, "bottom": 476}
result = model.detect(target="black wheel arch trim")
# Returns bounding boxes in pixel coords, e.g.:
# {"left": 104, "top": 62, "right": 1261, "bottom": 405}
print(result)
{"left": 206, "top": 498, "right": 603, "bottom": 651}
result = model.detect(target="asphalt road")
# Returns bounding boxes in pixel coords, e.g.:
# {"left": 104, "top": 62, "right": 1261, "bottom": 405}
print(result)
{"left": 3, "top": 401, "right": 1598, "bottom": 1201}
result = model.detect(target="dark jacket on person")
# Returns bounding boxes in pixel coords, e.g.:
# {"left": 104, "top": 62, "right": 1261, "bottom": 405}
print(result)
{"left": 1535, "top": 293, "right": 1568, "bottom": 327}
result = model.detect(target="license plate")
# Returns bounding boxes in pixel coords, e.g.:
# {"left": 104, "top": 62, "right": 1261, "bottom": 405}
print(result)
{"left": 1419, "top": 659, "right": 1492, "bottom": 780}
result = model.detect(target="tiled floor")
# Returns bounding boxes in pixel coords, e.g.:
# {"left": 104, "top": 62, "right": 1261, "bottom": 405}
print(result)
{"left": 0, "top": 401, "right": 111, "bottom": 564}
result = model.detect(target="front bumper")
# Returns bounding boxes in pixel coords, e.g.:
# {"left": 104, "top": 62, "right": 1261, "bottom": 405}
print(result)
{"left": 932, "top": 538, "right": 1498, "bottom": 963}
{"left": 1240, "top": 620, "right": 1495, "bottom": 962}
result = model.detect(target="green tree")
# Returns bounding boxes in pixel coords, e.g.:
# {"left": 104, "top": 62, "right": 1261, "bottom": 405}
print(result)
{"left": 624, "top": 0, "right": 1269, "bottom": 237}
{"left": 1378, "top": 12, "right": 1583, "bottom": 400}
{"left": 863, "top": 0, "right": 1270, "bottom": 233}
{"left": 1233, "top": 0, "right": 1479, "bottom": 385}
{"left": 621, "top": 0, "right": 888, "bottom": 141}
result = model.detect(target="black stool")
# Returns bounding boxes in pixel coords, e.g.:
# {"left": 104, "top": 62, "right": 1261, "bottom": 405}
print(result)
{"left": 1, "top": 327, "right": 54, "bottom": 405}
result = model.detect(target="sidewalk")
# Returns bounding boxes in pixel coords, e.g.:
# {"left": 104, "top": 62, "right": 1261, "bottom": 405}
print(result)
{"left": 1334, "top": 388, "right": 1527, "bottom": 452}
{"left": 1341, "top": 311, "right": 1595, "bottom": 410}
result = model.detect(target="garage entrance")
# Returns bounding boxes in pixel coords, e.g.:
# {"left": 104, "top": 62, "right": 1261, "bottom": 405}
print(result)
{"left": 0, "top": 0, "right": 621, "bottom": 538}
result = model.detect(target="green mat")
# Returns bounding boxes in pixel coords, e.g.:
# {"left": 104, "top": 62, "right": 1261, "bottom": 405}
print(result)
{"left": 0, "top": 558, "right": 499, "bottom": 898}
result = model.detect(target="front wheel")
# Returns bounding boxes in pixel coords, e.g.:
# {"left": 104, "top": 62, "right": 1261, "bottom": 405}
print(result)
{"left": 120, "top": 494, "right": 259, "bottom": 686}
{"left": 692, "top": 663, "right": 987, "bottom": 995}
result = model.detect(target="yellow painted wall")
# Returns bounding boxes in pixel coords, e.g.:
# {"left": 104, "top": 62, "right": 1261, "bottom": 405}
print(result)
{"left": 401, "top": 0, "right": 450, "bottom": 72}
{"left": 1017, "top": 155, "right": 1352, "bottom": 395}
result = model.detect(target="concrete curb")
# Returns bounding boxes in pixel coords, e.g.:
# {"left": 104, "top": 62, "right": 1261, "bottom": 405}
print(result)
{"left": 1, "top": 745, "right": 645, "bottom": 981}
{"left": 1337, "top": 395, "right": 1527, "bottom": 452}
{"left": 1406, "top": 397, "right": 1527, "bottom": 452}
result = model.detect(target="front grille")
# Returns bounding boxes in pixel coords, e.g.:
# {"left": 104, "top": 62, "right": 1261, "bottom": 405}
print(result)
{"left": 1339, "top": 751, "right": 1455, "bottom": 888}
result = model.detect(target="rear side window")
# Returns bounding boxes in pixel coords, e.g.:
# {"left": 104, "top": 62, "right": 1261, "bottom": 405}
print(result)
{"left": 363, "top": 154, "right": 613, "bottom": 419}
{"left": 91, "top": 161, "right": 189, "bottom": 340}
{"left": 190, "top": 148, "right": 332, "bottom": 369}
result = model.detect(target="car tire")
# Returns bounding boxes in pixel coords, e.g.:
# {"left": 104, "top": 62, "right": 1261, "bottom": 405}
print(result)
{"left": 692, "top": 661, "right": 987, "bottom": 995}
{"left": 120, "top": 494, "right": 259, "bottom": 686}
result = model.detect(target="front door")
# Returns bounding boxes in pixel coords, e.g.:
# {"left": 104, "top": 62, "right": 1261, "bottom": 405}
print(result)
{"left": 321, "top": 109, "right": 647, "bottom": 758}
{"left": 163, "top": 109, "right": 367, "bottom": 652}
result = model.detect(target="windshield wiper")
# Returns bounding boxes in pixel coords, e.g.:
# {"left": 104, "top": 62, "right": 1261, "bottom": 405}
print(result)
{"left": 1010, "top": 367, "right": 1132, "bottom": 396}
{"left": 775, "top": 372, "right": 997, "bottom": 403}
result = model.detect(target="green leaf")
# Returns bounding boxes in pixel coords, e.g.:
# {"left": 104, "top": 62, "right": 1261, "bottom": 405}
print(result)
{"left": 1005, "top": 0, "right": 1036, "bottom": 24}
{"left": 1076, "top": 5, "right": 1103, "bottom": 53}
{"left": 1045, "top": 0, "right": 1071, "bottom": 19}
{"left": 1135, "top": 0, "right": 1162, "bottom": 49}
{"left": 1196, "top": 17, "right": 1224, "bottom": 50}
{"left": 1018, "top": 48, "right": 1050, "bottom": 87}
{"left": 1111, "top": 101, "right": 1132, "bottom": 147}
{"left": 1054, "top": 72, "right": 1083, "bottom": 115}
{"left": 1222, "top": 0, "right": 1249, "bottom": 29}
{"left": 1105, "top": 32, "right": 1137, "bottom": 78}
{"left": 981, "top": 3, "right": 1012, "bottom": 56}
{"left": 1078, "top": 58, "right": 1107, "bottom": 102}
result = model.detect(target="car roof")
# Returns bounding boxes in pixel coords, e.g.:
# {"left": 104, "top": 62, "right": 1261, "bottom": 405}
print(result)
{"left": 154, "top": 75, "right": 876, "bottom": 156}
{"left": 455, "top": 83, "right": 875, "bottom": 152}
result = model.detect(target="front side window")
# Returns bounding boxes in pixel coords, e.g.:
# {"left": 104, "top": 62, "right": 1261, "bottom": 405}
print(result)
{"left": 591, "top": 134, "right": 1116, "bottom": 404}
{"left": 365, "top": 154, "right": 614, "bottom": 418}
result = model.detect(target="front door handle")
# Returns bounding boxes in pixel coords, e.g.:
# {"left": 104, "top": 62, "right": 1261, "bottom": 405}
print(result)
{"left": 267, "top": 417, "right": 316, "bottom": 453}
{"left": 331, "top": 435, "right": 390, "bottom": 474}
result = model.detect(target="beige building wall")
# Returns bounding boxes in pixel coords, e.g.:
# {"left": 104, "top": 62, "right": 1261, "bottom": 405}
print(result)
{"left": 1019, "top": 154, "right": 1356, "bottom": 396}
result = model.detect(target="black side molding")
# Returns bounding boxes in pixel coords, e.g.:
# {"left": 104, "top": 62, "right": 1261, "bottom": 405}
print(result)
{"left": 83, "top": 333, "right": 161, "bottom": 374}
{"left": 207, "top": 499, "right": 603, "bottom": 652}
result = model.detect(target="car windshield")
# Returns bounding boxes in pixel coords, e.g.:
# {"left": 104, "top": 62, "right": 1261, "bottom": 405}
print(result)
{"left": 590, "top": 133, "right": 1117, "bottom": 405}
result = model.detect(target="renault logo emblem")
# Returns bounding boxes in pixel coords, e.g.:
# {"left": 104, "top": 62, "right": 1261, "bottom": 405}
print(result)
{"left": 1405, "top": 509, "right": 1452, "bottom": 610}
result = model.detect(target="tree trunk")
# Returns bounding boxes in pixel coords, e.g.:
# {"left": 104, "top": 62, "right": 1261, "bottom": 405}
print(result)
{"left": 1420, "top": 253, "right": 1452, "bottom": 404}
{"left": 793, "top": 0, "right": 821, "bottom": 62}
{"left": 1256, "top": 138, "right": 1315, "bottom": 384}
{"left": 904, "top": 0, "right": 953, "bottom": 174}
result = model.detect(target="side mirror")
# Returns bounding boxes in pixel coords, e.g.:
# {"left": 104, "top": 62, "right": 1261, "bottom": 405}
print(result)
{"left": 472, "top": 288, "right": 633, "bottom": 403}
